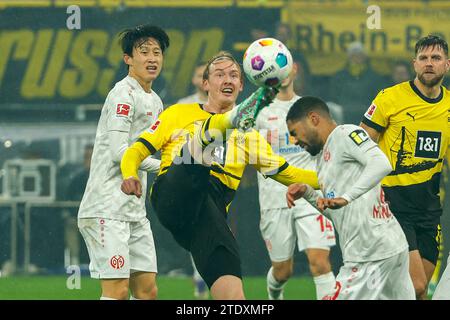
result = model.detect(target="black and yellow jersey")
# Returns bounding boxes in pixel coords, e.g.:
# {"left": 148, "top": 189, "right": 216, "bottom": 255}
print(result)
{"left": 362, "top": 80, "right": 450, "bottom": 213}
{"left": 121, "top": 102, "right": 319, "bottom": 205}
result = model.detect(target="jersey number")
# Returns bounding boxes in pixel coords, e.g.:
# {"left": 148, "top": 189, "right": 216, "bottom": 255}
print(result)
{"left": 316, "top": 215, "right": 333, "bottom": 233}
{"left": 415, "top": 131, "right": 441, "bottom": 159}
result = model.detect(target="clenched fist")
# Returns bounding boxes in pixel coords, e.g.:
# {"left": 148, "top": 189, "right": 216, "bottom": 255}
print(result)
{"left": 317, "top": 197, "right": 348, "bottom": 211}
{"left": 121, "top": 177, "right": 142, "bottom": 198}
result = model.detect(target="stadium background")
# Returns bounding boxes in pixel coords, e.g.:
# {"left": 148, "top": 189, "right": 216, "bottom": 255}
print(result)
{"left": 0, "top": 0, "right": 449, "bottom": 299}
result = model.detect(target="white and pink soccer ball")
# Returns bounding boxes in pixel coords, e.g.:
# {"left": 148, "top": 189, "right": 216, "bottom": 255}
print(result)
{"left": 243, "top": 38, "right": 293, "bottom": 88}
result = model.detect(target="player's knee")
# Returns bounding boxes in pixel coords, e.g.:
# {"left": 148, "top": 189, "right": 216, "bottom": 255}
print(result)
{"left": 149, "top": 284, "right": 158, "bottom": 299}
{"left": 104, "top": 285, "right": 129, "bottom": 300}
{"left": 220, "top": 286, "right": 245, "bottom": 300}
{"left": 273, "top": 264, "right": 293, "bottom": 282}
{"left": 233, "top": 291, "right": 245, "bottom": 300}
{"left": 307, "top": 254, "right": 331, "bottom": 276}
{"left": 144, "top": 284, "right": 158, "bottom": 300}
{"left": 210, "top": 275, "right": 245, "bottom": 300}
{"left": 413, "top": 280, "right": 427, "bottom": 299}
{"left": 134, "top": 283, "right": 158, "bottom": 300}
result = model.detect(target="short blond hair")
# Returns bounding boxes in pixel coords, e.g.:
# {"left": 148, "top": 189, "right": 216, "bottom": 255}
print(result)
{"left": 202, "top": 51, "right": 244, "bottom": 81}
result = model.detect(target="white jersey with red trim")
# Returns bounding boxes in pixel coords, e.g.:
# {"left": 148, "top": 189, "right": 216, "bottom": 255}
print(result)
{"left": 317, "top": 125, "right": 408, "bottom": 262}
{"left": 78, "top": 76, "right": 163, "bottom": 221}
{"left": 255, "top": 96, "right": 318, "bottom": 212}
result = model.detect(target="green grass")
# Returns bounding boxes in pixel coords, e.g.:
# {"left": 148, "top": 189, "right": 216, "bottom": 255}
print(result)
{"left": 0, "top": 275, "right": 316, "bottom": 300}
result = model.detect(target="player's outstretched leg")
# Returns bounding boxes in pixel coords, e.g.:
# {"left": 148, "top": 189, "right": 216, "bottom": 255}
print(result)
{"left": 189, "top": 86, "right": 278, "bottom": 165}
{"left": 198, "top": 86, "right": 278, "bottom": 146}
{"left": 227, "top": 86, "right": 279, "bottom": 131}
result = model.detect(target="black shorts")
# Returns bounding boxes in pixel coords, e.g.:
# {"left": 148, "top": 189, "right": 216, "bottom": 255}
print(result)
{"left": 150, "top": 160, "right": 241, "bottom": 288}
{"left": 393, "top": 211, "right": 441, "bottom": 265}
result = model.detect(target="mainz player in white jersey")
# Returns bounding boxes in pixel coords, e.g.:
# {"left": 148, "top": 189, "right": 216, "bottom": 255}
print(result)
{"left": 254, "top": 63, "right": 336, "bottom": 300}
{"left": 433, "top": 256, "right": 450, "bottom": 299}
{"left": 77, "top": 25, "right": 169, "bottom": 300}
{"left": 285, "top": 96, "right": 415, "bottom": 300}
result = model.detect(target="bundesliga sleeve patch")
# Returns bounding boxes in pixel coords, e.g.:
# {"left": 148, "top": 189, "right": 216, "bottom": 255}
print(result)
{"left": 364, "top": 103, "right": 377, "bottom": 119}
{"left": 149, "top": 119, "right": 161, "bottom": 133}
{"left": 116, "top": 103, "right": 131, "bottom": 117}
{"left": 349, "top": 129, "right": 369, "bottom": 146}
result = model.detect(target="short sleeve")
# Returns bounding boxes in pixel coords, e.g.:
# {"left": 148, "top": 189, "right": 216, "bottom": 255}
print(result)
{"left": 342, "top": 126, "right": 378, "bottom": 164}
{"left": 361, "top": 89, "right": 390, "bottom": 132}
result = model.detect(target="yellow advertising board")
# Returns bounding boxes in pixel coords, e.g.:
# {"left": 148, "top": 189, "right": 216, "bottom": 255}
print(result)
{"left": 0, "top": 7, "right": 279, "bottom": 104}
{"left": 282, "top": 1, "right": 450, "bottom": 75}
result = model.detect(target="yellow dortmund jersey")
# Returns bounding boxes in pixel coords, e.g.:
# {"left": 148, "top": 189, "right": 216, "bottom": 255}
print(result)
{"left": 121, "top": 103, "right": 319, "bottom": 206}
{"left": 362, "top": 80, "right": 450, "bottom": 213}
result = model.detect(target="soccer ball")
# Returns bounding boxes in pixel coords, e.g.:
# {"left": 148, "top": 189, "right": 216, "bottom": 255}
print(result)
{"left": 243, "top": 38, "right": 293, "bottom": 87}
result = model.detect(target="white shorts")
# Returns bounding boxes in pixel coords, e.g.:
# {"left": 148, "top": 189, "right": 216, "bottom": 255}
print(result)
{"left": 433, "top": 254, "right": 450, "bottom": 300}
{"left": 78, "top": 217, "right": 157, "bottom": 279}
{"left": 332, "top": 249, "right": 415, "bottom": 300}
{"left": 260, "top": 207, "right": 336, "bottom": 262}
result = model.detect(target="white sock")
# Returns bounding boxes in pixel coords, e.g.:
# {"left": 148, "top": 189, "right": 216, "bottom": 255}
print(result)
{"left": 100, "top": 296, "right": 117, "bottom": 300}
{"left": 313, "top": 272, "right": 336, "bottom": 300}
{"left": 267, "top": 267, "right": 286, "bottom": 300}
{"left": 191, "top": 256, "right": 203, "bottom": 282}
{"left": 129, "top": 296, "right": 142, "bottom": 300}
